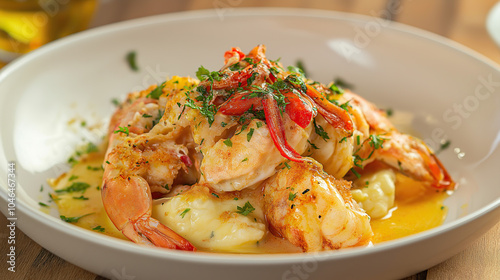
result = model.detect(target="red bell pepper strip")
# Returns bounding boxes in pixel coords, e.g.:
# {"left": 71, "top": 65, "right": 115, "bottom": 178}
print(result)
{"left": 262, "top": 94, "right": 305, "bottom": 162}
{"left": 305, "top": 84, "right": 353, "bottom": 136}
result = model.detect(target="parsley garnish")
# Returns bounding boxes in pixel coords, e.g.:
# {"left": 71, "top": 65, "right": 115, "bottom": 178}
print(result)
{"left": 196, "top": 66, "right": 222, "bottom": 82}
{"left": 247, "top": 72, "right": 258, "bottom": 85}
{"left": 247, "top": 128, "right": 255, "bottom": 142}
{"left": 73, "top": 195, "right": 89, "bottom": 200}
{"left": 55, "top": 182, "right": 90, "bottom": 194}
{"left": 313, "top": 119, "right": 330, "bottom": 141}
{"left": 307, "top": 140, "right": 319, "bottom": 150}
{"left": 223, "top": 138, "right": 233, "bottom": 147}
{"left": 288, "top": 192, "right": 297, "bottom": 201}
{"left": 386, "top": 108, "right": 393, "bottom": 117}
{"left": 126, "top": 51, "right": 139, "bottom": 71}
{"left": 60, "top": 213, "right": 92, "bottom": 223}
{"left": 183, "top": 89, "right": 217, "bottom": 126}
{"left": 86, "top": 142, "right": 98, "bottom": 154}
{"left": 294, "top": 60, "right": 308, "bottom": 77}
{"left": 92, "top": 225, "right": 105, "bottom": 232}
{"left": 147, "top": 82, "right": 166, "bottom": 99}
{"left": 350, "top": 168, "right": 361, "bottom": 179}
{"left": 435, "top": 140, "right": 451, "bottom": 155}
{"left": 111, "top": 98, "right": 121, "bottom": 107}
{"left": 329, "top": 83, "right": 345, "bottom": 95}
{"left": 180, "top": 208, "right": 191, "bottom": 218}
{"left": 114, "top": 126, "right": 129, "bottom": 136}
{"left": 38, "top": 202, "right": 49, "bottom": 207}
{"left": 151, "top": 109, "right": 164, "bottom": 128}
{"left": 236, "top": 201, "right": 255, "bottom": 216}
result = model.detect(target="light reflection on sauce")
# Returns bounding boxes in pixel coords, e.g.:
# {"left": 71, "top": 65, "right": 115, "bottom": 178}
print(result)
{"left": 50, "top": 152, "right": 450, "bottom": 253}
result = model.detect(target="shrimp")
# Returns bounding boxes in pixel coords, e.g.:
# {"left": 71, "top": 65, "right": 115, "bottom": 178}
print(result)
{"left": 263, "top": 159, "right": 373, "bottom": 252}
{"left": 309, "top": 85, "right": 454, "bottom": 190}
{"left": 199, "top": 115, "right": 312, "bottom": 192}
{"left": 102, "top": 85, "right": 196, "bottom": 251}
{"left": 189, "top": 45, "right": 353, "bottom": 191}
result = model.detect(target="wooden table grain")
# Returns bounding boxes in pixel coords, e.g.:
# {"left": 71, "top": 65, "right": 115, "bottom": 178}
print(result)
{"left": 1, "top": 0, "right": 500, "bottom": 279}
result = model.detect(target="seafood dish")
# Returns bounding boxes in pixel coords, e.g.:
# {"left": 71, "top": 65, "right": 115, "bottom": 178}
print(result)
{"left": 50, "top": 45, "right": 455, "bottom": 253}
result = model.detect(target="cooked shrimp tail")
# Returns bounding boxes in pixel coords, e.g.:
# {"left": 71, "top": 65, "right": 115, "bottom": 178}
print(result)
{"left": 102, "top": 175, "right": 195, "bottom": 250}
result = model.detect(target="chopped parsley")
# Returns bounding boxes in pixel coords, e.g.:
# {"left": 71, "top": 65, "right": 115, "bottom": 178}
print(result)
{"left": 38, "top": 202, "right": 49, "bottom": 207}
{"left": 151, "top": 109, "right": 164, "bottom": 128}
{"left": 126, "top": 51, "right": 139, "bottom": 71}
{"left": 114, "top": 126, "right": 129, "bottom": 136}
{"left": 283, "top": 162, "right": 291, "bottom": 169}
{"left": 87, "top": 166, "right": 102, "bottom": 171}
{"left": 86, "top": 142, "right": 98, "bottom": 154}
{"left": 183, "top": 88, "right": 217, "bottom": 126}
{"left": 73, "top": 195, "right": 89, "bottom": 200}
{"left": 294, "top": 60, "right": 308, "bottom": 77}
{"left": 247, "top": 128, "right": 255, "bottom": 142}
{"left": 385, "top": 108, "right": 393, "bottom": 117}
{"left": 236, "top": 201, "right": 255, "bottom": 216}
{"left": 313, "top": 119, "right": 330, "bottom": 141}
{"left": 111, "top": 98, "right": 121, "bottom": 107}
{"left": 435, "top": 140, "right": 451, "bottom": 155}
{"left": 307, "top": 140, "right": 319, "bottom": 150}
{"left": 55, "top": 182, "right": 90, "bottom": 194}
{"left": 92, "top": 225, "right": 105, "bottom": 232}
{"left": 60, "top": 213, "right": 92, "bottom": 223}
{"left": 329, "top": 83, "right": 345, "bottom": 95}
{"left": 147, "top": 82, "right": 166, "bottom": 99}
{"left": 68, "top": 175, "right": 79, "bottom": 181}
{"left": 247, "top": 72, "right": 258, "bottom": 85}
{"left": 350, "top": 168, "right": 361, "bottom": 179}
{"left": 288, "top": 192, "right": 297, "bottom": 201}
{"left": 196, "top": 66, "right": 222, "bottom": 82}
{"left": 180, "top": 208, "right": 191, "bottom": 218}
{"left": 223, "top": 138, "right": 233, "bottom": 147}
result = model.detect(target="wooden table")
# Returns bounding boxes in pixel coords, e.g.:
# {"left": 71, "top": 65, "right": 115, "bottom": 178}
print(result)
{"left": 1, "top": 0, "right": 499, "bottom": 279}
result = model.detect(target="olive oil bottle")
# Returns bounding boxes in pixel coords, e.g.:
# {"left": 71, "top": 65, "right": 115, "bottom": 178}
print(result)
{"left": 0, "top": 0, "right": 97, "bottom": 64}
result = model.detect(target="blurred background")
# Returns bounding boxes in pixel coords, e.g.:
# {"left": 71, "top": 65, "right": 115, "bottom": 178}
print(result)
{"left": 1, "top": 0, "right": 500, "bottom": 67}
{"left": 0, "top": 0, "right": 499, "bottom": 279}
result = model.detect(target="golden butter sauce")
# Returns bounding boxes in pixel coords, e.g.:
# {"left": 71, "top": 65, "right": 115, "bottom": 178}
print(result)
{"left": 49, "top": 152, "right": 450, "bottom": 252}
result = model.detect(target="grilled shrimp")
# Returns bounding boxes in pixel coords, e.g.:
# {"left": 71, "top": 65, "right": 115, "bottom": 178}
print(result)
{"left": 263, "top": 159, "right": 373, "bottom": 252}
{"left": 199, "top": 116, "right": 312, "bottom": 192}
{"left": 102, "top": 84, "right": 196, "bottom": 251}
{"left": 309, "top": 86, "right": 454, "bottom": 190}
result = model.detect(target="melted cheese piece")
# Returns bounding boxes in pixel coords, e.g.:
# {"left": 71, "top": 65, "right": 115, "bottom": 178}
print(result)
{"left": 153, "top": 186, "right": 266, "bottom": 253}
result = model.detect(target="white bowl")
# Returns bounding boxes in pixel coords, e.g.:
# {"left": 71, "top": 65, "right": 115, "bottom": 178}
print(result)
{"left": 487, "top": 1, "right": 500, "bottom": 47}
{"left": 1, "top": 8, "right": 499, "bottom": 280}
